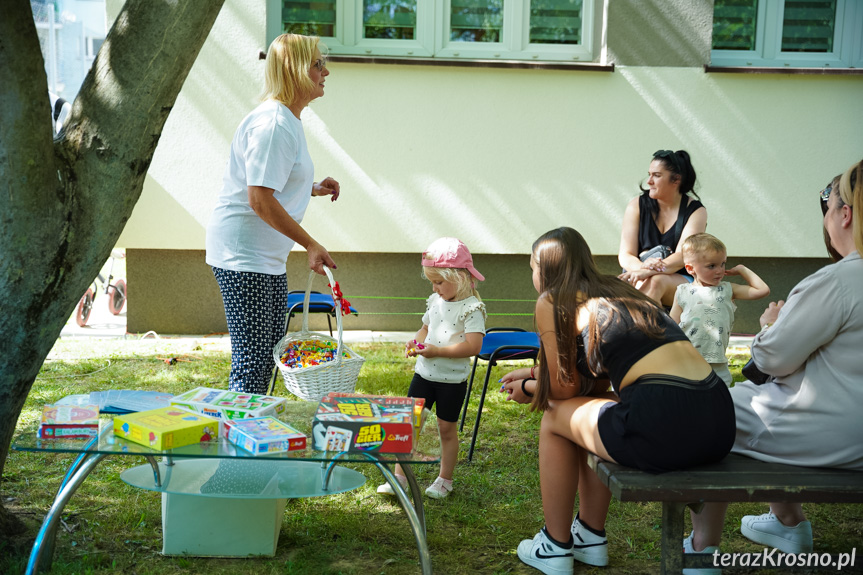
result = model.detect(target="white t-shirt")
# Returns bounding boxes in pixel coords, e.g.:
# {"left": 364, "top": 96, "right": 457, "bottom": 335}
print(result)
{"left": 416, "top": 294, "right": 487, "bottom": 384}
{"left": 206, "top": 100, "right": 314, "bottom": 275}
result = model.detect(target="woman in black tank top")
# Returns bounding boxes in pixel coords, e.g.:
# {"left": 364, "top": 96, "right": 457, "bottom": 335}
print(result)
{"left": 618, "top": 150, "right": 707, "bottom": 307}
{"left": 501, "top": 227, "right": 734, "bottom": 574}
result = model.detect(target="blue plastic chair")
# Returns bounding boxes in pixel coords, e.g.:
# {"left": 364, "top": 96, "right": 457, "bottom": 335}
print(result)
{"left": 284, "top": 290, "right": 358, "bottom": 337}
{"left": 460, "top": 327, "right": 540, "bottom": 461}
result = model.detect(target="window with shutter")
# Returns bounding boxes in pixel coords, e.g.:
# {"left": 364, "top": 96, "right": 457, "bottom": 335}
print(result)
{"left": 364, "top": 1, "right": 418, "bottom": 40}
{"left": 529, "top": 0, "right": 583, "bottom": 46}
{"left": 282, "top": 0, "right": 337, "bottom": 37}
{"left": 271, "top": 0, "right": 598, "bottom": 63}
{"left": 711, "top": 0, "right": 862, "bottom": 68}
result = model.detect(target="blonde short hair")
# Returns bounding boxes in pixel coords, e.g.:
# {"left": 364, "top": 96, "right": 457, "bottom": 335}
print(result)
{"left": 261, "top": 34, "right": 323, "bottom": 107}
{"left": 681, "top": 233, "right": 726, "bottom": 261}
{"left": 422, "top": 267, "right": 481, "bottom": 302}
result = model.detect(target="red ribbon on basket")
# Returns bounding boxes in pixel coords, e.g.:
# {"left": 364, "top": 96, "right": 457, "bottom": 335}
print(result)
{"left": 328, "top": 281, "right": 353, "bottom": 316}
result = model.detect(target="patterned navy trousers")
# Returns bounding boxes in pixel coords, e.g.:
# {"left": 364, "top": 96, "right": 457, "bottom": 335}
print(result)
{"left": 212, "top": 267, "right": 287, "bottom": 394}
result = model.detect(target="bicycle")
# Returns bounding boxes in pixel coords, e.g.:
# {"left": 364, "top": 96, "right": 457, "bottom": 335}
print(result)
{"left": 75, "top": 250, "right": 127, "bottom": 327}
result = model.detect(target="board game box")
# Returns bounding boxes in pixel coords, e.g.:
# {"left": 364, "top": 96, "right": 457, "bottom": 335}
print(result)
{"left": 170, "top": 387, "right": 287, "bottom": 423}
{"left": 113, "top": 406, "right": 220, "bottom": 450}
{"left": 226, "top": 417, "right": 307, "bottom": 455}
{"left": 311, "top": 395, "right": 423, "bottom": 453}
{"left": 38, "top": 404, "right": 100, "bottom": 439}
{"left": 325, "top": 393, "right": 426, "bottom": 430}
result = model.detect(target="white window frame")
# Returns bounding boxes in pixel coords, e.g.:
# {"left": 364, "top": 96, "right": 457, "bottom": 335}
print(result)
{"left": 268, "top": 0, "right": 596, "bottom": 63}
{"left": 711, "top": 0, "right": 863, "bottom": 68}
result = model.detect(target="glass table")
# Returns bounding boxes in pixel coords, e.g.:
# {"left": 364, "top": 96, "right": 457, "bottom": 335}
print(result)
{"left": 13, "top": 400, "right": 440, "bottom": 575}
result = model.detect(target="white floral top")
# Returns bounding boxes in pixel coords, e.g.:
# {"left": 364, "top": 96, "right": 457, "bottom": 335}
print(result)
{"left": 416, "top": 294, "right": 486, "bottom": 383}
{"left": 675, "top": 281, "right": 736, "bottom": 364}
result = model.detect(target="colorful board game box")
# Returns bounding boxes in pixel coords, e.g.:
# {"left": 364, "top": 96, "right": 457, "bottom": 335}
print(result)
{"left": 170, "top": 387, "right": 287, "bottom": 422}
{"left": 326, "top": 393, "right": 426, "bottom": 429}
{"left": 226, "top": 417, "right": 307, "bottom": 455}
{"left": 113, "top": 406, "right": 219, "bottom": 450}
{"left": 311, "top": 395, "right": 420, "bottom": 453}
{"left": 38, "top": 404, "right": 100, "bottom": 439}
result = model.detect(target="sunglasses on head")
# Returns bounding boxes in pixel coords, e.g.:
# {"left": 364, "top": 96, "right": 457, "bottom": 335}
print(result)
{"left": 654, "top": 149, "right": 681, "bottom": 173}
{"left": 820, "top": 183, "right": 832, "bottom": 215}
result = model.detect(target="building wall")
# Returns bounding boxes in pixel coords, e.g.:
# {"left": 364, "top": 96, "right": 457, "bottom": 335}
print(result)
{"left": 128, "top": 248, "right": 829, "bottom": 337}
{"left": 117, "top": 0, "right": 863, "bottom": 335}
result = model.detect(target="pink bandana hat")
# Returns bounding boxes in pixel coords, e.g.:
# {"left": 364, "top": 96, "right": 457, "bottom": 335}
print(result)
{"left": 421, "top": 237, "right": 484, "bottom": 282}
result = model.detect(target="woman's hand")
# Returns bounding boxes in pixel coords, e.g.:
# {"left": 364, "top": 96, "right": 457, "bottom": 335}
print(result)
{"left": 500, "top": 367, "right": 532, "bottom": 385}
{"left": 640, "top": 257, "right": 666, "bottom": 272}
{"left": 312, "top": 177, "right": 340, "bottom": 201}
{"left": 618, "top": 268, "right": 655, "bottom": 285}
{"left": 500, "top": 378, "right": 533, "bottom": 404}
{"left": 306, "top": 241, "right": 336, "bottom": 274}
{"left": 760, "top": 300, "right": 785, "bottom": 328}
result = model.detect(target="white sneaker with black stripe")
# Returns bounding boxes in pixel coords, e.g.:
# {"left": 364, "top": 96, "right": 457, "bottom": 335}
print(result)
{"left": 571, "top": 517, "right": 609, "bottom": 566}
{"left": 517, "top": 528, "right": 574, "bottom": 575}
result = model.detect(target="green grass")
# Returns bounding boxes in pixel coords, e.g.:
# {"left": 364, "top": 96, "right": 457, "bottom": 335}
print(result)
{"left": 3, "top": 337, "right": 861, "bottom": 574}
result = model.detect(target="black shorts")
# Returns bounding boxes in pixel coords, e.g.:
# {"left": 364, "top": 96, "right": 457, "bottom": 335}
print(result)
{"left": 597, "top": 371, "right": 735, "bottom": 474}
{"left": 407, "top": 373, "right": 468, "bottom": 423}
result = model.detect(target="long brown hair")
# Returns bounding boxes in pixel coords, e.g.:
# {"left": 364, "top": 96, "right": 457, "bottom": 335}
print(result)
{"left": 839, "top": 159, "right": 862, "bottom": 256}
{"left": 530, "top": 227, "right": 666, "bottom": 411}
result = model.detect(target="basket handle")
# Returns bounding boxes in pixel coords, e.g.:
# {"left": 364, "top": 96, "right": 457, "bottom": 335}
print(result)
{"left": 301, "top": 265, "right": 345, "bottom": 363}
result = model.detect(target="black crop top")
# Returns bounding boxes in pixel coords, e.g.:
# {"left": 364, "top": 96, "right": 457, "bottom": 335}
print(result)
{"left": 637, "top": 193, "right": 704, "bottom": 278}
{"left": 575, "top": 300, "right": 689, "bottom": 394}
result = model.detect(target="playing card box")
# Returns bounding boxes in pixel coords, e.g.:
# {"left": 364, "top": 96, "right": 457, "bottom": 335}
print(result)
{"left": 170, "top": 387, "right": 287, "bottom": 422}
{"left": 113, "top": 406, "right": 219, "bottom": 450}
{"left": 226, "top": 417, "right": 307, "bottom": 455}
{"left": 38, "top": 404, "right": 100, "bottom": 439}
{"left": 311, "top": 395, "right": 420, "bottom": 453}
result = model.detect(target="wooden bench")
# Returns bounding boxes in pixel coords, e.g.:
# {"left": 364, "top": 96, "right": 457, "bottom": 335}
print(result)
{"left": 588, "top": 453, "right": 863, "bottom": 574}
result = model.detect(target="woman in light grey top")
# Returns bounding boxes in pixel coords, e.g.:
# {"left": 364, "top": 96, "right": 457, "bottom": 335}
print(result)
{"left": 687, "top": 158, "right": 863, "bottom": 562}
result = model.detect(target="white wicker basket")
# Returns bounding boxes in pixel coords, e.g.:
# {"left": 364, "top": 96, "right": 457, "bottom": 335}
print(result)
{"left": 273, "top": 266, "right": 364, "bottom": 401}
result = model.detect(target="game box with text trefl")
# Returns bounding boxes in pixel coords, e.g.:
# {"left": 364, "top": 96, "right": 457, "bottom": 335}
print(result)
{"left": 311, "top": 395, "right": 426, "bottom": 453}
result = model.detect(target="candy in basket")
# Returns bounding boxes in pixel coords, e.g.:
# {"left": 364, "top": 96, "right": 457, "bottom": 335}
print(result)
{"left": 273, "top": 266, "right": 364, "bottom": 401}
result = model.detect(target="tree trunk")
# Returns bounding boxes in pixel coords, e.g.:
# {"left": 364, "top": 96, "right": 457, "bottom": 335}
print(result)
{"left": 0, "top": 0, "right": 224, "bottom": 538}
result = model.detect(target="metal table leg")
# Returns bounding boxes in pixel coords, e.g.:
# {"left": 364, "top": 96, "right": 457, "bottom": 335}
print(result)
{"left": 373, "top": 460, "right": 432, "bottom": 574}
{"left": 26, "top": 452, "right": 109, "bottom": 575}
{"left": 322, "top": 454, "right": 435, "bottom": 573}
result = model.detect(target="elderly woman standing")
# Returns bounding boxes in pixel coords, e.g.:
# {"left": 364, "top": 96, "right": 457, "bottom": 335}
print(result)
{"left": 206, "top": 34, "right": 340, "bottom": 394}
{"left": 618, "top": 150, "right": 707, "bottom": 306}
{"left": 686, "top": 158, "right": 863, "bottom": 566}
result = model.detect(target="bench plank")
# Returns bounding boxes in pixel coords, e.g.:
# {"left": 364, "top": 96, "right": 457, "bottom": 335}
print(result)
{"left": 588, "top": 454, "right": 863, "bottom": 574}
{"left": 592, "top": 454, "right": 863, "bottom": 503}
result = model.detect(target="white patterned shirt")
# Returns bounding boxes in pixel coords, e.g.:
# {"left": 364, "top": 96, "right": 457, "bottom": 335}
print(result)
{"left": 416, "top": 294, "right": 486, "bottom": 384}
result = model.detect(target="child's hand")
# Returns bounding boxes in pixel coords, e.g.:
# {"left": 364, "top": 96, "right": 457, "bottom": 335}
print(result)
{"left": 406, "top": 339, "right": 427, "bottom": 357}
{"left": 412, "top": 343, "right": 438, "bottom": 358}
{"left": 725, "top": 265, "right": 746, "bottom": 276}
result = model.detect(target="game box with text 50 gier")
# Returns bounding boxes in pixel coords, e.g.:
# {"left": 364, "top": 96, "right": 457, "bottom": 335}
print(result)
{"left": 311, "top": 395, "right": 423, "bottom": 453}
